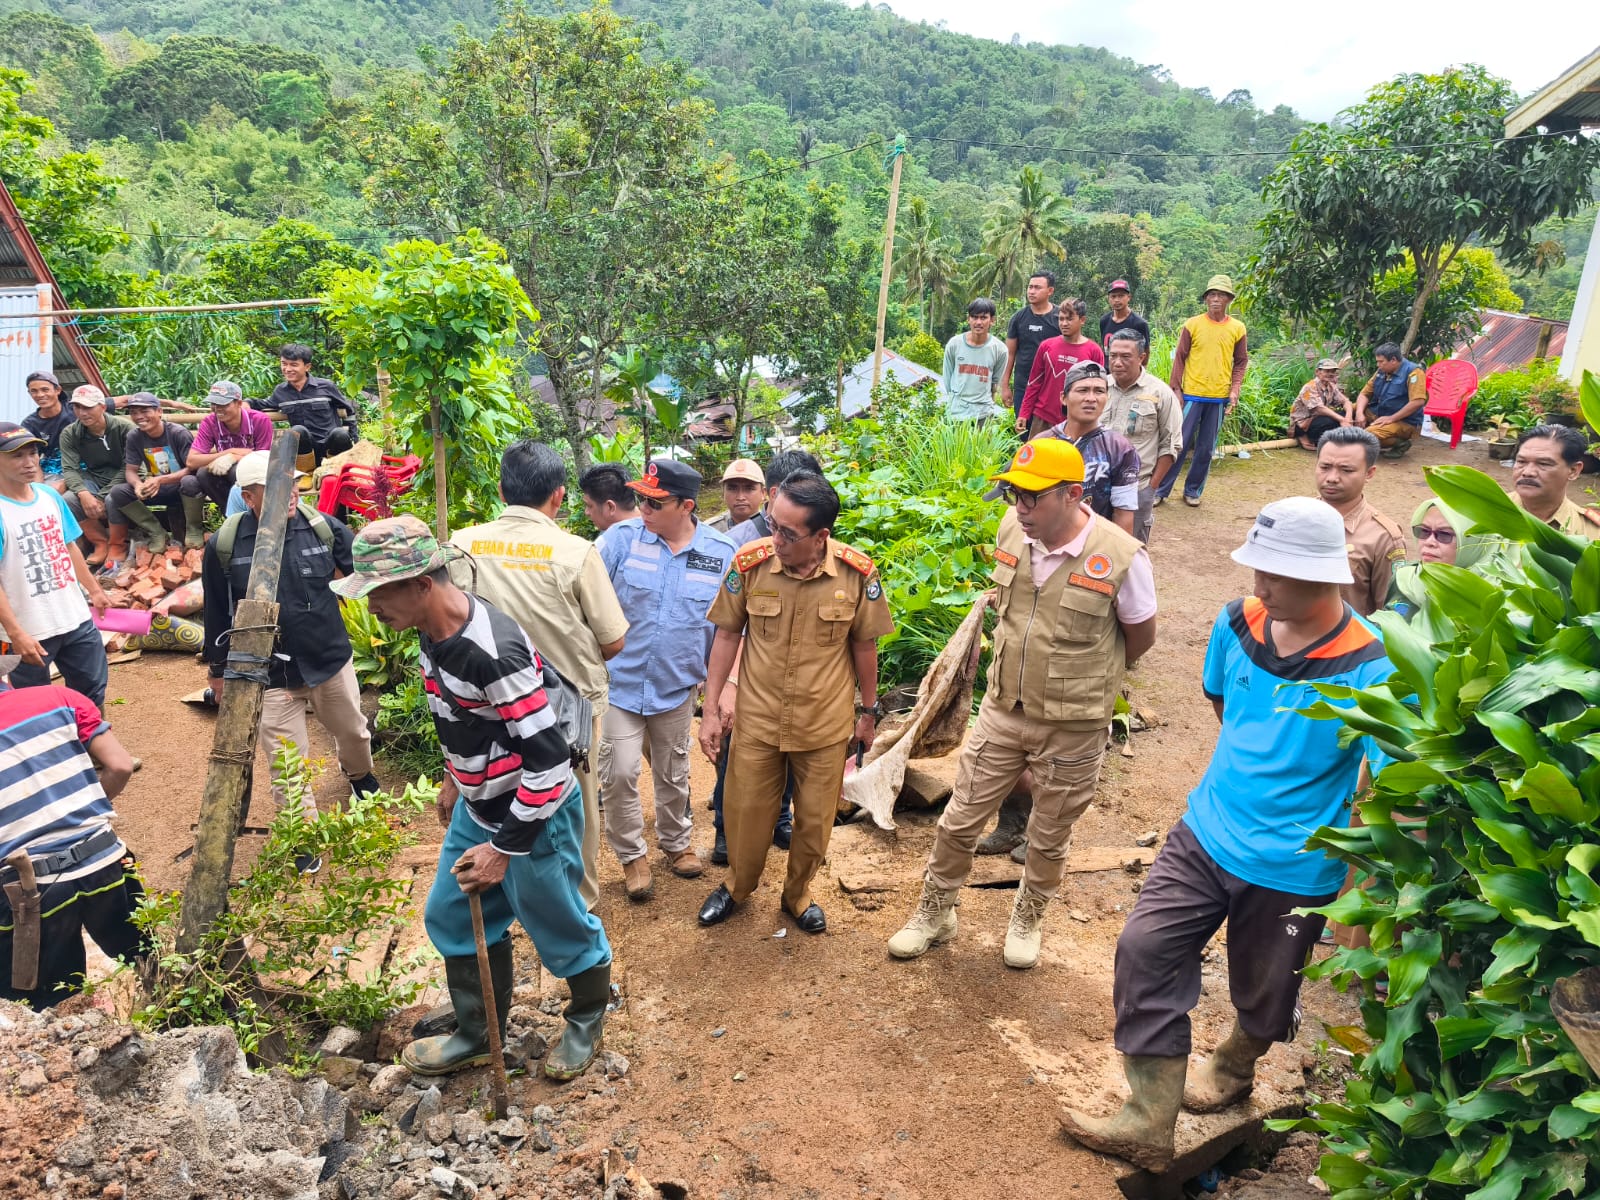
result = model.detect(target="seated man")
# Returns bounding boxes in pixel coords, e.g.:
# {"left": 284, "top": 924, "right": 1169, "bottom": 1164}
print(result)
{"left": 59, "top": 386, "right": 135, "bottom": 569}
{"left": 0, "top": 656, "right": 143, "bottom": 1009}
{"left": 257, "top": 343, "right": 359, "bottom": 470}
{"left": 23, "top": 372, "right": 74, "bottom": 495}
{"left": 1291, "top": 359, "right": 1352, "bottom": 450}
{"left": 1355, "top": 342, "right": 1426, "bottom": 459}
{"left": 183, "top": 380, "right": 274, "bottom": 512}
{"left": 105, "top": 393, "right": 198, "bottom": 569}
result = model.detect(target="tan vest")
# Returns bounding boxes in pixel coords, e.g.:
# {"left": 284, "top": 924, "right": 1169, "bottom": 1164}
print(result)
{"left": 987, "top": 509, "right": 1141, "bottom": 729}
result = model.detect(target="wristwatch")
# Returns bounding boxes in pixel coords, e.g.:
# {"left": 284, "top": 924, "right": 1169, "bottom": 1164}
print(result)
{"left": 855, "top": 702, "right": 884, "bottom": 719}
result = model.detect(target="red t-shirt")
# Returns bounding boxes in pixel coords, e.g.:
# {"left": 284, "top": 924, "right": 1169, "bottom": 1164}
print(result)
{"left": 1019, "top": 337, "right": 1107, "bottom": 426}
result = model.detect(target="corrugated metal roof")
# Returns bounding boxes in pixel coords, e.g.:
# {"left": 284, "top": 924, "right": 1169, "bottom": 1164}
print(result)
{"left": 780, "top": 349, "right": 940, "bottom": 430}
{"left": 0, "top": 178, "right": 107, "bottom": 395}
{"left": 1452, "top": 308, "right": 1568, "bottom": 375}
{"left": 1507, "top": 46, "right": 1600, "bottom": 135}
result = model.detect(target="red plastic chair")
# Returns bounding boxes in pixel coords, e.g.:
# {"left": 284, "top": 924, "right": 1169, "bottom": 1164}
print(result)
{"left": 1423, "top": 360, "right": 1480, "bottom": 449}
{"left": 316, "top": 455, "right": 423, "bottom": 519}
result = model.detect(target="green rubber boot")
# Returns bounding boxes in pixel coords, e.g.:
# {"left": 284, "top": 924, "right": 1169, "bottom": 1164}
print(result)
{"left": 119, "top": 499, "right": 168, "bottom": 553}
{"left": 181, "top": 494, "right": 206, "bottom": 549}
{"left": 543, "top": 960, "right": 611, "bottom": 1081}
{"left": 1060, "top": 1055, "right": 1187, "bottom": 1172}
{"left": 1184, "top": 1022, "right": 1274, "bottom": 1112}
{"left": 401, "top": 938, "right": 512, "bottom": 1077}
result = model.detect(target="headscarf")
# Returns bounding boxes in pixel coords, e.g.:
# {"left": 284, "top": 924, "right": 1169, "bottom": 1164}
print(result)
{"left": 1409, "top": 497, "right": 1488, "bottom": 571}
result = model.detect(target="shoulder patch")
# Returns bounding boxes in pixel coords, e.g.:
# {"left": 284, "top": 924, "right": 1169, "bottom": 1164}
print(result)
{"left": 724, "top": 567, "right": 742, "bottom": 595}
{"left": 735, "top": 540, "right": 775, "bottom": 573}
{"left": 994, "top": 548, "right": 1019, "bottom": 568}
{"left": 835, "top": 544, "right": 875, "bottom": 576}
{"left": 865, "top": 574, "right": 883, "bottom": 602}
{"left": 1583, "top": 507, "right": 1600, "bottom": 528}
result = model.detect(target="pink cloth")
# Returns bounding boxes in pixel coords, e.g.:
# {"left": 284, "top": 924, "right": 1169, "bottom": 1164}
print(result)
{"left": 1024, "top": 507, "right": 1157, "bottom": 622}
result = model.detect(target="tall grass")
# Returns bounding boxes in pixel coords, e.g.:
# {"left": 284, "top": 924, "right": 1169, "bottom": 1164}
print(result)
{"left": 1147, "top": 330, "right": 1314, "bottom": 445}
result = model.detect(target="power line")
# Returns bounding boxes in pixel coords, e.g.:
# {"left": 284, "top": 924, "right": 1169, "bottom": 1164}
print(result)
{"left": 909, "top": 126, "right": 1571, "bottom": 161}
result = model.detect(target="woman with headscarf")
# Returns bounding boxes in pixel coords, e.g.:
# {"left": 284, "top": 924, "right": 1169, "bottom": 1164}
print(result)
{"left": 1386, "top": 497, "right": 1487, "bottom": 634}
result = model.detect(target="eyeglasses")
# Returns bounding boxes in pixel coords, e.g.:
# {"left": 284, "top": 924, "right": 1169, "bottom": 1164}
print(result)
{"left": 771, "top": 520, "right": 816, "bottom": 545}
{"left": 1412, "top": 525, "right": 1457, "bottom": 545}
{"left": 642, "top": 496, "right": 679, "bottom": 511}
{"left": 1000, "top": 482, "right": 1070, "bottom": 509}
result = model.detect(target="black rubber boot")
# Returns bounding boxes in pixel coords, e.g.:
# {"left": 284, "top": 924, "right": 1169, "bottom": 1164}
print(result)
{"left": 976, "top": 791, "right": 1032, "bottom": 855}
{"left": 544, "top": 960, "right": 610, "bottom": 1081}
{"left": 402, "top": 937, "right": 512, "bottom": 1076}
{"left": 349, "top": 773, "right": 382, "bottom": 798}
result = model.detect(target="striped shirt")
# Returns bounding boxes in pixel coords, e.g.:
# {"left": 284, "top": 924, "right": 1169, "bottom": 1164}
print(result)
{"left": 0, "top": 686, "right": 123, "bottom": 884}
{"left": 419, "top": 596, "right": 572, "bottom": 856}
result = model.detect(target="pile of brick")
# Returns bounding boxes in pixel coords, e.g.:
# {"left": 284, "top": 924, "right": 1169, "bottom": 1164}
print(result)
{"left": 101, "top": 545, "right": 206, "bottom": 611}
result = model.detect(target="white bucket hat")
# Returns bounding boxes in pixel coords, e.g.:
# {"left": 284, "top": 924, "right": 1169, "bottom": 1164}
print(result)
{"left": 1231, "top": 496, "right": 1354, "bottom": 584}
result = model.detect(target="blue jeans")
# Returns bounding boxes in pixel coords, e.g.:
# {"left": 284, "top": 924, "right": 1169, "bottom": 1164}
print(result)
{"left": 423, "top": 789, "right": 611, "bottom": 980}
{"left": 1154, "top": 397, "right": 1226, "bottom": 502}
{"left": 9, "top": 618, "right": 108, "bottom": 709}
{"left": 712, "top": 737, "right": 792, "bottom": 837}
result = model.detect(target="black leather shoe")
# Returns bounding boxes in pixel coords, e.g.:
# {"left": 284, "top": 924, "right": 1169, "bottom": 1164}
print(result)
{"left": 698, "top": 885, "right": 736, "bottom": 927}
{"left": 711, "top": 831, "right": 728, "bottom": 865}
{"left": 772, "top": 824, "right": 792, "bottom": 850}
{"left": 791, "top": 903, "right": 826, "bottom": 934}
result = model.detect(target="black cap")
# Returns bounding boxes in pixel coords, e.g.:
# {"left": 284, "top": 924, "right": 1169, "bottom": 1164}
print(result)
{"left": 0, "top": 422, "right": 46, "bottom": 454}
{"left": 627, "top": 458, "right": 702, "bottom": 501}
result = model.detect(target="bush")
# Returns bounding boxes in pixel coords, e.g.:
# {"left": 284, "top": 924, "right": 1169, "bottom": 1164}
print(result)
{"left": 1148, "top": 331, "right": 1312, "bottom": 445}
{"left": 1468, "top": 358, "right": 1577, "bottom": 434}
{"left": 375, "top": 675, "right": 442, "bottom": 778}
{"left": 342, "top": 596, "right": 419, "bottom": 690}
{"left": 893, "top": 330, "right": 946, "bottom": 373}
{"left": 1281, "top": 461, "right": 1600, "bottom": 1197}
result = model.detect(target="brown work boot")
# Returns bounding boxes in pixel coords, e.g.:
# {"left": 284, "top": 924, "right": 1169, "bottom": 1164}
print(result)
{"left": 1060, "top": 1055, "right": 1187, "bottom": 1172}
{"left": 667, "top": 848, "right": 703, "bottom": 878}
{"left": 1184, "top": 1022, "right": 1274, "bottom": 1112}
{"left": 622, "top": 857, "right": 653, "bottom": 902}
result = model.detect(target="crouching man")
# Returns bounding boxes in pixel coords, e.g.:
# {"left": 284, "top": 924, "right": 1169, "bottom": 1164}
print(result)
{"left": 1060, "top": 497, "right": 1389, "bottom": 1171}
{"left": 332, "top": 515, "right": 612, "bottom": 1082}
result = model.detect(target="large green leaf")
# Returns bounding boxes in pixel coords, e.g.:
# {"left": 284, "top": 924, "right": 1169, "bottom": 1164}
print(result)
{"left": 1476, "top": 711, "right": 1543, "bottom": 767}
{"left": 1474, "top": 867, "right": 1561, "bottom": 924}
{"left": 1481, "top": 655, "right": 1600, "bottom": 712}
{"left": 1429, "top": 464, "right": 1581, "bottom": 560}
{"left": 1510, "top": 761, "right": 1598, "bottom": 824}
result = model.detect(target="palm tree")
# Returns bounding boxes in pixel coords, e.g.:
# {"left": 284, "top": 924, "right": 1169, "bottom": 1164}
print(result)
{"left": 795, "top": 126, "right": 817, "bottom": 169}
{"left": 977, "top": 166, "right": 1071, "bottom": 299}
{"left": 922, "top": 237, "right": 960, "bottom": 332}
{"left": 894, "top": 197, "right": 939, "bottom": 329}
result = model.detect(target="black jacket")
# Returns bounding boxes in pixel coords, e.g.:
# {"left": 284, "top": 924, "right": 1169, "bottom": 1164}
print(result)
{"left": 257, "top": 376, "right": 357, "bottom": 446}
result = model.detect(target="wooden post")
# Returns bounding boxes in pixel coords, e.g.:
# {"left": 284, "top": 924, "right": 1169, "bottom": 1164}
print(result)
{"left": 177, "top": 431, "right": 300, "bottom": 954}
{"left": 870, "top": 134, "right": 907, "bottom": 395}
{"left": 377, "top": 365, "right": 394, "bottom": 453}
{"left": 836, "top": 356, "right": 846, "bottom": 416}
{"left": 431, "top": 394, "right": 447, "bottom": 543}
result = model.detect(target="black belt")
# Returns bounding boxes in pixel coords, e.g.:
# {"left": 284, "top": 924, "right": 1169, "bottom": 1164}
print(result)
{"left": 0, "top": 828, "right": 122, "bottom": 885}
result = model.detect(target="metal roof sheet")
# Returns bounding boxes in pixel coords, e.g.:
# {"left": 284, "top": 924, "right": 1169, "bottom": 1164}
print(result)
{"left": 1452, "top": 308, "right": 1568, "bottom": 375}
{"left": 1507, "top": 46, "right": 1600, "bottom": 135}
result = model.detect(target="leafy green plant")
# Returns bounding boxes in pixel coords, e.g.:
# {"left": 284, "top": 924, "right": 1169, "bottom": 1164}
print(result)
{"left": 375, "top": 675, "right": 443, "bottom": 779}
{"left": 131, "top": 747, "right": 435, "bottom": 1062}
{"left": 892, "top": 330, "right": 945, "bottom": 373}
{"left": 341, "top": 597, "right": 419, "bottom": 690}
{"left": 1278, "top": 451, "right": 1600, "bottom": 1197}
{"left": 1470, "top": 359, "right": 1577, "bottom": 434}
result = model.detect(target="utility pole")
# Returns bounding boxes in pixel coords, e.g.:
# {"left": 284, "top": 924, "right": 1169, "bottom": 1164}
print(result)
{"left": 871, "top": 134, "right": 907, "bottom": 393}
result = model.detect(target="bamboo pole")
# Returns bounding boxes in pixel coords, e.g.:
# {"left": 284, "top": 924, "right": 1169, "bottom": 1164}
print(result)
{"left": 1220, "top": 437, "right": 1299, "bottom": 454}
{"left": 870, "top": 135, "right": 907, "bottom": 394}
{"left": 377, "top": 366, "right": 394, "bottom": 453}
{"left": 177, "top": 431, "right": 300, "bottom": 954}
{"left": 431, "top": 394, "right": 447, "bottom": 543}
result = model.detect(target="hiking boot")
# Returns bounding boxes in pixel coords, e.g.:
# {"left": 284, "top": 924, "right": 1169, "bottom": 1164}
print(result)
{"left": 622, "top": 857, "right": 653, "bottom": 902}
{"left": 976, "top": 791, "right": 1031, "bottom": 856}
{"left": 711, "top": 830, "right": 728, "bottom": 866}
{"left": 1184, "top": 1022, "right": 1274, "bottom": 1112}
{"left": 667, "top": 848, "right": 703, "bottom": 878}
{"left": 181, "top": 494, "right": 206, "bottom": 549}
{"left": 402, "top": 940, "right": 513, "bottom": 1076}
{"left": 544, "top": 960, "right": 610, "bottom": 1081}
{"left": 1003, "top": 886, "right": 1050, "bottom": 969}
{"left": 1059, "top": 1055, "right": 1187, "bottom": 1172}
{"left": 887, "top": 881, "right": 959, "bottom": 959}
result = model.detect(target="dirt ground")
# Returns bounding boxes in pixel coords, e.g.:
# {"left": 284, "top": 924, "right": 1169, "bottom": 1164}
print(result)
{"left": 97, "top": 433, "right": 1543, "bottom": 1198}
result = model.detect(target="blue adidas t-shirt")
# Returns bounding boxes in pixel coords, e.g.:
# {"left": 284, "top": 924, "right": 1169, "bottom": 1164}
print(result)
{"left": 1183, "top": 597, "right": 1390, "bottom": 896}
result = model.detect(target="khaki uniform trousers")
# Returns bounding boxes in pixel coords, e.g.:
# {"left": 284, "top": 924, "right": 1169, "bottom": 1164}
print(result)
{"left": 574, "top": 710, "right": 601, "bottom": 911}
{"left": 599, "top": 693, "right": 697, "bottom": 864}
{"left": 725, "top": 726, "right": 849, "bottom": 916}
{"left": 260, "top": 660, "right": 375, "bottom": 816}
{"left": 1366, "top": 419, "right": 1415, "bottom": 449}
{"left": 926, "top": 696, "right": 1106, "bottom": 899}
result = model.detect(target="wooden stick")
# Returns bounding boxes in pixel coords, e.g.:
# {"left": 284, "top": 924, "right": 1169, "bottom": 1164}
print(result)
{"left": 177, "top": 431, "right": 299, "bottom": 954}
{"left": 31, "top": 297, "right": 323, "bottom": 319}
{"left": 1220, "top": 437, "right": 1299, "bottom": 454}
{"left": 468, "top": 891, "right": 510, "bottom": 1120}
{"left": 870, "top": 135, "right": 906, "bottom": 394}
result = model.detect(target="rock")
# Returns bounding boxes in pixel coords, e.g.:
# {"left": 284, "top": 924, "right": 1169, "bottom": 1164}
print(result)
{"left": 55, "top": 1137, "right": 95, "bottom": 1168}
{"left": 601, "top": 1050, "right": 629, "bottom": 1079}
{"left": 452, "top": 1111, "right": 488, "bottom": 1146}
{"left": 389, "top": 1179, "right": 420, "bottom": 1200}
{"left": 525, "top": 1125, "right": 554, "bottom": 1153}
{"left": 530, "top": 1105, "right": 556, "bottom": 1123}
{"left": 1068, "top": 910, "right": 1091, "bottom": 923}
{"left": 1135, "top": 830, "right": 1159, "bottom": 847}
{"left": 425, "top": 1114, "right": 454, "bottom": 1145}
{"left": 371, "top": 1063, "right": 412, "bottom": 1095}
{"left": 102, "top": 1185, "right": 125, "bottom": 1199}
{"left": 488, "top": 1117, "right": 527, "bottom": 1147}
{"left": 320, "top": 1055, "right": 365, "bottom": 1089}
{"left": 732, "top": 1072, "right": 747, "bottom": 1082}
{"left": 710, "top": 1028, "right": 726, "bottom": 1039}
{"left": 509, "top": 1030, "right": 547, "bottom": 1061}
{"left": 413, "top": 1085, "right": 444, "bottom": 1129}
{"left": 429, "top": 1166, "right": 479, "bottom": 1199}
{"left": 16, "top": 1065, "right": 47, "bottom": 1093}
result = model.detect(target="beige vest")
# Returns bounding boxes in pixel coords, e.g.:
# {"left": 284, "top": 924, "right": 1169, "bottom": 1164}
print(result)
{"left": 987, "top": 509, "right": 1141, "bottom": 729}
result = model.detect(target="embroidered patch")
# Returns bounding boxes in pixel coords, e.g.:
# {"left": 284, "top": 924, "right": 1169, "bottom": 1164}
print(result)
{"left": 1084, "top": 552, "right": 1112, "bottom": 579}
{"left": 644, "top": 463, "right": 660, "bottom": 485}
{"left": 734, "top": 542, "right": 774, "bottom": 573}
{"left": 994, "top": 548, "right": 1019, "bottom": 568}
{"left": 686, "top": 550, "right": 725, "bottom": 574}
{"left": 865, "top": 575, "right": 883, "bottom": 601}
{"left": 1015, "top": 444, "right": 1035, "bottom": 465}
{"left": 724, "top": 569, "right": 742, "bottom": 595}
{"left": 1067, "top": 572, "right": 1114, "bottom": 596}
{"left": 835, "top": 544, "right": 875, "bottom": 576}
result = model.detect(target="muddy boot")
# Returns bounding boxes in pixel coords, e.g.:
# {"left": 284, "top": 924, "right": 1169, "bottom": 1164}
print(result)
{"left": 82, "top": 521, "right": 110, "bottom": 568}
{"left": 100, "top": 526, "right": 131, "bottom": 575}
{"left": 119, "top": 499, "right": 168, "bottom": 553}
{"left": 976, "top": 791, "right": 1032, "bottom": 856}
{"left": 401, "top": 938, "right": 512, "bottom": 1077}
{"left": 181, "top": 494, "right": 206, "bottom": 549}
{"left": 1059, "top": 1055, "right": 1187, "bottom": 1172}
{"left": 887, "top": 880, "right": 959, "bottom": 959}
{"left": 1183, "top": 1022, "right": 1274, "bottom": 1112}
{"left": 1003, "top": 885, "right": 1050, "bottom": 969}
{"left": 544, "top": 960, "right": 610, "bottom": 1081}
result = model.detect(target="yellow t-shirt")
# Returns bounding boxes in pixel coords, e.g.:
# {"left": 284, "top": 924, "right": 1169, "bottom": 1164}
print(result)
{"left": 1180, "top": 314, "right": 1248, "bottom": 399}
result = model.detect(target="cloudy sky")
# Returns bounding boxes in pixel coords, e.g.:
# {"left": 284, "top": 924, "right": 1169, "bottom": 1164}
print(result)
{"left": 882, "top": 0, "right": 1600, "bottom": 120}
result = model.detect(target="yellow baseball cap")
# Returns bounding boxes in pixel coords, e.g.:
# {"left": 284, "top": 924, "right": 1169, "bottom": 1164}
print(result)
{"left": 985, "top": 438, "right": 1084, "bottom": 500}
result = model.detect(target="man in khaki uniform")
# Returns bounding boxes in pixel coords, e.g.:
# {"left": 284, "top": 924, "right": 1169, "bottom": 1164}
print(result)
{"left": 450, "top": 441, "right": 628, "bottom": 910}
{"left": 1313, "top": 426, "right": 1406, "bottom": 617}
{"left": 706, "top": 458, "right": 766, "bottom": 537}
{"left": 696, "top": 471, "right": 894, "bottom": 934}
{"left": 889, "top": 439, "right": 1157, "bottom": 969}
{"left": 1104, "top": 329, "right": 1182, "bottom": 544}
{"left": 1505, "top": 424, "right": 1600, "bottom": 540}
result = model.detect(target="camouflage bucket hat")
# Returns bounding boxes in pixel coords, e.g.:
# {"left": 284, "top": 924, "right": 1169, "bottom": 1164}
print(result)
{"left": 329, "top": 513, "right": 466, "bottom": 600}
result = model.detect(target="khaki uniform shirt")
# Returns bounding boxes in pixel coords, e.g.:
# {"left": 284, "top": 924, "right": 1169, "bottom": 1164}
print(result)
{"left": 1338, "top": 498, "right": 1407, "bottom": 617}
{"left": 708, "top": 537, "right": 895, "bottom": 751}
{"left": 449, "top": 507, "right": 629, "bottom": 706}
{"left": 1510, "top": 492, "right": 1600, "bottom": 540}
{"left": 707, "top": 511, "right": 732, "bottom": 534}
{"left": 1103, "top": 370, "right": 1183, "bottom": 487}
